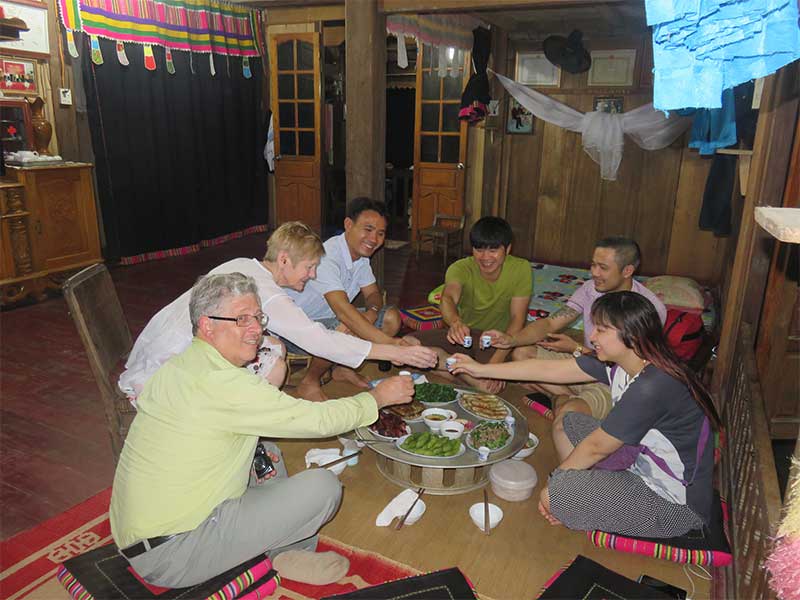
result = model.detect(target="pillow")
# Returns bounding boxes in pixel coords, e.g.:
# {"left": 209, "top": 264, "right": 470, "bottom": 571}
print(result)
{"left": 427, "top": 284, "right": 444, "bottom": 306}
{"left": 643, "top": 275, "right": 707, "bottom": 314}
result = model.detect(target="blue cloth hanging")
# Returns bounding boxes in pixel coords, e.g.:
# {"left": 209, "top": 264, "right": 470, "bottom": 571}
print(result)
{"left": 646, "top": 0, "right": 800, "bottom": 111}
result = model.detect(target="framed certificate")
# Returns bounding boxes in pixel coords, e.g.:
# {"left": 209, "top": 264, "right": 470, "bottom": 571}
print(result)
{"left": 516, "top": 52, "right": 560, "bottom": 87}
{"left": 0, "top": 1, "right": 50, "bottom": 60}
{"left": 588, "top": 49, "right": 637, "bottom": 87}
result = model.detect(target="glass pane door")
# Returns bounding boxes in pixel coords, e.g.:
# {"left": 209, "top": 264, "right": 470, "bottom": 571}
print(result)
{"left": 275, "top": 39, "right": 316, "bottom": 157}
{"left": 417, "top": 45, "right": 466, "bottom": 164}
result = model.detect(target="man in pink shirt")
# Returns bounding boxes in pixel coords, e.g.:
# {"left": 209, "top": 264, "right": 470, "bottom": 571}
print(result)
{"left": 485, "top": 237, "right": 665, "bottom": 422}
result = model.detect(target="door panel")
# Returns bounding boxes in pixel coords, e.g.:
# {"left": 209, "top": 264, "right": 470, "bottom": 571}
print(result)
{"left": 270, "top": 33, "right": 322, "bottom": 231}
{"left": 412, "top": 44, "right": 470, "bottom": 243}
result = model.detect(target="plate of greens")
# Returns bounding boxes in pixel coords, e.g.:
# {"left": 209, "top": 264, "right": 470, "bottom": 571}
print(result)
{"left": 466, "top": 421, "right": 513, "bottom": 453}
{"left": 396, "top": 432, "right": 465, "bottom": 459}
{"left": 414, "top": 382, "right": 459, "bottom": 406}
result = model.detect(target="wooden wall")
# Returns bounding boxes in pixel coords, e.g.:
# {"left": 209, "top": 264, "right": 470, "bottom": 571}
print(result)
{"left": 474, "top": 35, "right": 730, "bottom": 283}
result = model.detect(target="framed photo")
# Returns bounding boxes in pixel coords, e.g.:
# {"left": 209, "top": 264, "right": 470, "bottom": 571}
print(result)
{"left": 593, "top": 96, "right": 623, "bottom": 114}
{"left": 0, "top": 1, "right": 50, "bottom": 59}
{"left": 506, "top": 98, "right": 533, "bottom": 134}
{"left": 516, "top": 52, "right": 560, "bottom": 87}
{"left": 588, "top": 49, "right": 637, "bottom": 87}
{"left": 0, "top": 57, "right": 37, "bottom": 94}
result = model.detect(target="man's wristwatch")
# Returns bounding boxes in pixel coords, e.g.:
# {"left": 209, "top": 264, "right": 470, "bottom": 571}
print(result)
{"left": 572, "top": 344, "right": 584, "bottom": 358}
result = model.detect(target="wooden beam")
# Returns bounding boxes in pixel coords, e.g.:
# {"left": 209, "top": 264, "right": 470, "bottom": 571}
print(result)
{"left": 345, "top": 0, "right": 387, "bottom": 287}
{"left": 263, "top": 5, "right": 345, "bottom": 25}
{"left": 379, "top": 0, "right": 630, "bottom": 13}
{"left": 712, "top": 62, "right": 800, "bottom": 399}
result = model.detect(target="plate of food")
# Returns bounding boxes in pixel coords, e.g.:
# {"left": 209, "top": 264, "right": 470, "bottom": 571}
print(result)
{"left": 386, "top": 399, "right": 425, "bottom": 422}
{"left": 414, "top": 382, "right": 459, "bottom": 406}
{"left": 396, "top": 432, "right": 465, "bottom": 459}
{"left": 369, "top": 409, "right": 412, "bottom": 440}
{"left": 466, "top": 421, "right": 513, "bottom": 453}
{"left": 458, "top": 392, "right": 510, "bottom": 421}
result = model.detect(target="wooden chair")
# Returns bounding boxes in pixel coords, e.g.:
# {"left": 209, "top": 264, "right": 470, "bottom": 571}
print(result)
{"left": 415, "top": 214, "right": 466, "bottom": 269}
{"left": 62, "top": 263, "right": 136, "bottom": 464}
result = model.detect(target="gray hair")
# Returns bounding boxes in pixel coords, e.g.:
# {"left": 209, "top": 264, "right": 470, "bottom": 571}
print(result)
{"left": 189, "top": 272, "right": 259, "bottom": 335}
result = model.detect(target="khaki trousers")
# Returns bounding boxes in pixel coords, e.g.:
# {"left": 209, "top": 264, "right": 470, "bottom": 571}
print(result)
{"left": 127, "top": 442, "right": 342, "bottom": 588}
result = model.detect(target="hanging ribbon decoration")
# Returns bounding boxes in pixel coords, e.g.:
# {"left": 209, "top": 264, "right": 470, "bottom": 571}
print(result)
{"left": 165, "top": 48, "right": 176, "bottom": 74}
{"left": 490, "top": 70, "right": 692, "bottom": 180}
{"left": 143, "top": 44, "right": 156, "bottom": 71}
{"left": 89, "top": 35, "right": 103, "bottom": 65}
{"left": 115, "top": 41, "right": 129, "bottom": 66}
{"left": 56, "top": 0, "right": 262, "bottom": 78}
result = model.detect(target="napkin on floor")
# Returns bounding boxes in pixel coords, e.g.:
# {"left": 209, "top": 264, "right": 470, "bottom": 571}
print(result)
{"left": 305, "top": 448, "right": 342, "bottom": 469}
{"left": 375, "top": 488, "right": 423, "bottom": 527}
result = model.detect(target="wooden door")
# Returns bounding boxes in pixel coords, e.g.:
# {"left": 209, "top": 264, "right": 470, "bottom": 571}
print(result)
{"left": 412, "top": 45, "right": 470, "bottom": 243}
{"left": 269, "top": 33, "right": 322, "bottom": 231}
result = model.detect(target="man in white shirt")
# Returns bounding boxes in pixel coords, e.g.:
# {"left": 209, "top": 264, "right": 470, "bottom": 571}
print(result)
{"left": 289, "top": 198, "right": 422, "bottom": 400}
{"left": 119, "top": 221, "right": 436, "bottom": 402}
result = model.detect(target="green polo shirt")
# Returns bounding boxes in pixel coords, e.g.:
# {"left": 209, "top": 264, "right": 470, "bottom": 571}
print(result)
{"left": 110, "top": 338, "right": 377, "bottom": 549}
{"left": 445, "top": 255, "right": 532, "bottom": 332}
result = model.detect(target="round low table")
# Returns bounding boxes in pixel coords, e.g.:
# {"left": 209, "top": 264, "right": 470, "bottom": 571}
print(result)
{"left": 356, "top": 396, "right": 528, "bottom": 495}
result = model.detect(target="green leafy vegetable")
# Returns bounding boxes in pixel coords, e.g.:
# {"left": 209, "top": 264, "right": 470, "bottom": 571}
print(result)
{"left": 414, "top": 382, "right": 457, "bottom": 404}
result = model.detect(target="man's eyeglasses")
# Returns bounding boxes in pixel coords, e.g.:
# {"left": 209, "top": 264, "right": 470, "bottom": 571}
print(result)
{"left": 208, "top": 313, "right": 268, "bottom": 328}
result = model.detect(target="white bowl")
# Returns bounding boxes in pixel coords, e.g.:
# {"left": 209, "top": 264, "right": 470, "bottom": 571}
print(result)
{"left": 440, "top": 421, "right": 465, "bottom": 440}
{"left": 469, "top": 502, "right": 503, "bottom": 532}
{"left": 512, "top": 433, "right": 540, "bottom": 460}
{"left": 422, "top": 408, "right": 457, "bottom": 432}
{"left": 402, "top": 499, "right": 427, "bottom": 526}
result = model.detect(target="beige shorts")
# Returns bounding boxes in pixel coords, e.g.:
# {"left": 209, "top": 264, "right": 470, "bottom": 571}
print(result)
{"left": 535, "top": 347, "right": 613, "bottom": 419}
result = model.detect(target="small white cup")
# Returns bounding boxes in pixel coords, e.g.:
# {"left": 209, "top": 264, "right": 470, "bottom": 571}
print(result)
{"left": 477, "top": 446, "right": 490, "bottom": 461}
{"left": 445, "top": 357, "right": 457, "bottom": 372}
{"left": 469, "top": 502, "right": 504, "bottom": 532}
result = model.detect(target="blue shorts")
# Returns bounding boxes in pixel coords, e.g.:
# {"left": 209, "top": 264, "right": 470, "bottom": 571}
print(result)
{"left": 282, "top": 306, "right": 392, "bottom": 355}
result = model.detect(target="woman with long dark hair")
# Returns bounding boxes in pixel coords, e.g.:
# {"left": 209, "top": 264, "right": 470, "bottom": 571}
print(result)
{"left": 451, "top": 291, "right": 720, "bottom": 538}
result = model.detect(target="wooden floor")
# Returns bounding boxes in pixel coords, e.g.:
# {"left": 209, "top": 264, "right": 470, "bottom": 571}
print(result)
{"left": 1, "top": 232, "right": 709, "bottom": 599}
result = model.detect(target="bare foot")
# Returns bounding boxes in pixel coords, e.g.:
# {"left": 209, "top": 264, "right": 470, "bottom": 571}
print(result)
{"left": 331, "top": 366, "right": 370, "bottom": 389}
{"left": 296, "top": 380, "right": 328, "bottom": 402}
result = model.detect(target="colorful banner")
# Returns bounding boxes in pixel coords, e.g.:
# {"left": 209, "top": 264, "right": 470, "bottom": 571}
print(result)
{"left": 57, "top": 0, "right": 262, "bottom": 59}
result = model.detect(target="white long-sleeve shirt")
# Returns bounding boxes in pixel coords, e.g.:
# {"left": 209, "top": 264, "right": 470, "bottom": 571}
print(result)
{"left": 119, "top": 258, "right": 371, "bottom": 396}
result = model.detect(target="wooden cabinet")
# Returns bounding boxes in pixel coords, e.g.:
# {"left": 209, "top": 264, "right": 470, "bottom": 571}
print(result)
{"left": 0, "top": 163, "right": 102, "bottom": 306}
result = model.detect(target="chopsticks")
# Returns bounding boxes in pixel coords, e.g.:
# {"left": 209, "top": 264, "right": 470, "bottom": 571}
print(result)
{"left": 483, "top": 488, "right": 491, "bottom": 536}
{"left": 316, "top": 450, "right": 362, "bottom": 471}
{"left": 395, "top": 488, "right": 425, "bottom": 530}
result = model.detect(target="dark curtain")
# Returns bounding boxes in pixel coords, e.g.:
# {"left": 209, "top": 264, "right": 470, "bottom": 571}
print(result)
{"left": 83, "top": 37, "right": 267, "bottom": 260}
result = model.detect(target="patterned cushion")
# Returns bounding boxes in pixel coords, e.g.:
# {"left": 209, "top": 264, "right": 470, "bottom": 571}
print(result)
{"left": 57, "top": 543, "right": 278, "bottom": 600}
{"left": 587, "top": 492, "right": 732, "bottom": 567}
{"left": 400, "top": 306, "right": 443, "bottom": 331}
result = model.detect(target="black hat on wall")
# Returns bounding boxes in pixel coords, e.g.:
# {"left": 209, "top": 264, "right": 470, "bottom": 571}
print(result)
{"left": 543, "top": 30, "right": 591, "bottom": 74}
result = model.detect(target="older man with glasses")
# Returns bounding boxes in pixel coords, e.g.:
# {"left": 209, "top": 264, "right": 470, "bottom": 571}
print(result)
{"left": 110, "top": 272, "right": 415, "bottom": 588}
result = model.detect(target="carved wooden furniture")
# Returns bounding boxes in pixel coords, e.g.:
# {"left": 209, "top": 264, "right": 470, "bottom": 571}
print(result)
{"left": 63, "top": 263, "right": 135, "bottom": 463}
{"left": 415, "top": 213, "right": 466, "bottom": 268}
{"left": 0, "top": 163, "right": 102, "bottom": 306}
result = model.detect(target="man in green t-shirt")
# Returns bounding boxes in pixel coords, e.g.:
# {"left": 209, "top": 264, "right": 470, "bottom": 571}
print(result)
{"left": 413, "top": 217, "right": 532, "bottom": 393}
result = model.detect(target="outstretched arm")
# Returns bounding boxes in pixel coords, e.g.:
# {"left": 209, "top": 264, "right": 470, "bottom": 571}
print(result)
{"left": 450, "top": 353, "right": 595, "bottom": 385}
{"left": 485, "top": 305, "right": 580, "bottom": 349}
